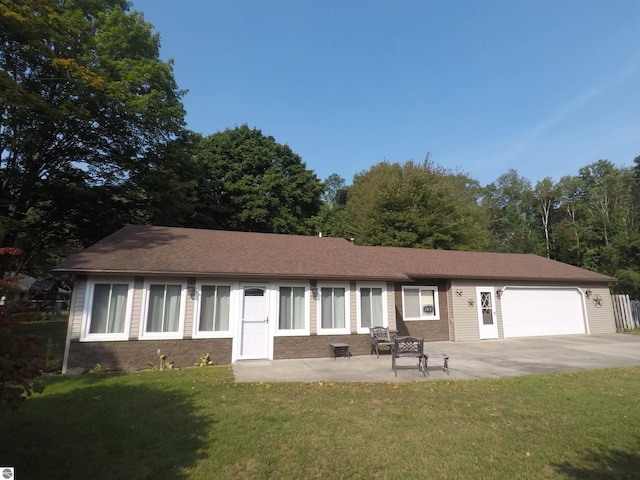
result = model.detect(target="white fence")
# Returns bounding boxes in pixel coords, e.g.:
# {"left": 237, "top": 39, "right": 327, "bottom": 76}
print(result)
{"left": 612, "top": 294, "right": 640, "bottom": 330}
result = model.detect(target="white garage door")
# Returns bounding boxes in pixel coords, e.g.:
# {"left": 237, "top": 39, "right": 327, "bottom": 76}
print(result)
{"left": 501, "top": 288, "right": 586, "bottom": 338}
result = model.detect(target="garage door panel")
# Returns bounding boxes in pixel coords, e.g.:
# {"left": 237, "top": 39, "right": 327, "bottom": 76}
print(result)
{"left": 501, "top": 288, "right": 585, "bottom": 338}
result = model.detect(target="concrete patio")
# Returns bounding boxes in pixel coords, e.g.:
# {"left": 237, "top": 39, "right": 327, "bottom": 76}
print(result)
{"left": 232, "top": 333, "right": 640, "bottom": 383}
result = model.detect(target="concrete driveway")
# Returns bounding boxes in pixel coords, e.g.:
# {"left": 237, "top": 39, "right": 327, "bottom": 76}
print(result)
{"left": 232, "top": 333, "right": 640, "bottom": 383}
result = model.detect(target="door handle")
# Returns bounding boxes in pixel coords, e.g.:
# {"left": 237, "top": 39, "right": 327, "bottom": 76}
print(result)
{"left": 265, "top": 317, "right": 269, "bottom": 324}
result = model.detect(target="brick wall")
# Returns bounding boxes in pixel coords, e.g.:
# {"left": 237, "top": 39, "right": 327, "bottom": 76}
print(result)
{"left": 274, "top": 334, "right": 373, "bottom": 359}
{"left": 67, "top": 338, "right": 232, "bottom": 371}
{"left": 393, "top": 280, "right": 450, "bottom": 341}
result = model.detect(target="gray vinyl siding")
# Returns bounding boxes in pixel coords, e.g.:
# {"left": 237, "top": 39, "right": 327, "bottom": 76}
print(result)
{"left": 449, "top": 280, "right": 506, "bottom": 341}
{"left": 69, "top": 275, "right": 87, "bottom": 340}
{"left": 310, "top": 288, "right": 318, "bottom": 334}
{"left": 446, "top": 282, "right": 455, "bottom": 340}
{"left": 184, "top": 278, "right": 196, "bottom": 338}
{"left": 129, "top": 277, "right": 144, "bottom": 339}
{"left": 450, "top": 280, "right": 482, "bottom": 341}
{"left": 387, "top": 282, "right": 396, "bottom": 332}
{"left": 452, "top": 280, "right": 615, "bottom": 339}
{"left": 350, "top": 281, "right": 357, "bottom": 333}
{"left": 584, "top": 286, "right": 616, "bottom": 334}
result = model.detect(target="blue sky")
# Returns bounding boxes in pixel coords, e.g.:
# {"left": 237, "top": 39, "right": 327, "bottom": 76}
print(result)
{"left": 131, "top": 0, "right": 640, "bottom": 187}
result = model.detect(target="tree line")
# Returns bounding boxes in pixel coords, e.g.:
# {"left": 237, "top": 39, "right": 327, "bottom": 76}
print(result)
{"left": 1, "top": 1, "right": 638, "bottom": 297}
{"left": 317, "top": 158, "right": 640, "bottom": 298}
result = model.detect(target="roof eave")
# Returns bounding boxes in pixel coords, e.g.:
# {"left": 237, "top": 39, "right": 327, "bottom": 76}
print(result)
{"left": 54, "top": 267, "right": 409, "bottom": 282}
{"left": 405, "top": 273, "right": 617, "bottom": 284}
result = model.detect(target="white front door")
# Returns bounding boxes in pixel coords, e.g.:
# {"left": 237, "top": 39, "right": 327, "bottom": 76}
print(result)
{"left": 477, "top": 287, "right": 499, "bottom": 339}
{"left": 239, "top": 286, "right": 270, "bottom": 359}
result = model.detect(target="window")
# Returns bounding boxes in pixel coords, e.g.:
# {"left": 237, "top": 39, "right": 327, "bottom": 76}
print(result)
{"left": 83, "top": 281, "right": 132, "bottom": 340}
{"left": 278, "top": 286, "right": 306, "bottom": 332}
{"left": 402, "top": 286, "right": 440, "bottom": 320}
{"left": 318, "top": 285, "right": 350, "bottom": 334}
{"left": 357, "top": 284, "right": 386, "bottom": 332}
{"left": 142, "top": 283, "right": 185, "bottom": 338}
{"left": 198, "top": 285, "right": 231, "bottom": 333}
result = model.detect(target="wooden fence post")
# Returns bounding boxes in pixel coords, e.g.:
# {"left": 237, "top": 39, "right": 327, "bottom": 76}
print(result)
{"left": 612, "top": 294, "right": 636, "bottom": 330}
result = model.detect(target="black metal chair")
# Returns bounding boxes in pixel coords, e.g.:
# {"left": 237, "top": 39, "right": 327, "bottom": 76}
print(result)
{"left": 369, "top": 326, "right": 393, "bottom": 358}
{"left": 392, "top": 336, "right": 426, "bottom": 376}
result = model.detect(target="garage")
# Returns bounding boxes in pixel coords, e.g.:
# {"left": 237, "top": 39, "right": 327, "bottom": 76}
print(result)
{"left": 501, "top": 287, "right": 587, "bottom": 338}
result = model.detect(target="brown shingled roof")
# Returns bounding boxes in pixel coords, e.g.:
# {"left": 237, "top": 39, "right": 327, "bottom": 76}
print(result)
{"left": 54, "top": 225, "right": 408, "bottom": 281}
{"left": 54, "top": 225, "right": 616, "bottom": 284}
{"left": 356, "top": 245, "right": 616, "bottom": 284}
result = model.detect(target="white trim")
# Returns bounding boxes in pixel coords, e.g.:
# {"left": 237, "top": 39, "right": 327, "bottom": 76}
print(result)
{"left": 355, "top": 282, "right": 388, "bottom": 334}
{"left": 273, "top": 282, "right": 311, "bottom": 337}
{"left": 476, "top": 286, "right": 499, "bottom": 339}
{"left": 139, "top": 278, "right": 187, "bottom": 340}
{"left": 500, "top": 285, "right": 589, "bottom": 337}
{"left": 235, "top": 283, "right": 272, "bottom": 361}
{"left": 80, "top": 277, "right": 134, "bottom": 342}
{"left": 192, "top": 280, "right": 236, "bottom": 339}
{"left": 500, "top": 286, "right": 590, "bottom": 335}
{"left": 316, "top": 282, "right": 351, "bottom": 335}
{"left": 62, "top": 280, "right": 80, "bottom": 374}
{"left": 401, "top": 285, "right": 440, "bottom": 321}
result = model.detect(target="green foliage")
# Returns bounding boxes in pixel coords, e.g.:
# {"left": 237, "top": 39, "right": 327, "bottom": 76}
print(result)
{"left": 0, "top": 286, "right": 47, "bottom": 410}
{"left": 0, "top": 249, "right": 50, "bottom": 410}
{"left": 89, "top": 363, "right": 104, "bottom": 373}
{"left": 0, "top": 0, "right": 188, "bottom": 275}
{"left": 321, "top": 173, "right": 348, "bottom": 208}
{"left": 612, "top": 269, "right": 640, "bottom": 298}
{"left": 346, "top": 158, "right": 489, "bottom": 249}
{"left": 307, "top": 174, "right": 352, "bottom": 238}
{"left": 534, "top": 177, "right": 559, "bottom": 258}
{"left": 189, "top": 125, "right": 323, "bottom": 233}
{"left": 477, "top": 160, "right": 640, "bottom": 297}
{"left": 481, "top": 169, "right": 541, "bottom": 254}
{"left": 195, "top": 353, "right": 213, "bottom": 368}
{"left": 148, "top": 349, "right": 173, "bottom": 371}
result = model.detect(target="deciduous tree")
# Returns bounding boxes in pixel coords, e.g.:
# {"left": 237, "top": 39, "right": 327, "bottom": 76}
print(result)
{"left": 345, "top": 159, "right": 489, "bottom": 249}
{"left": 189, "top": 126, "right": 323, "bottom": 233}
{"left": 0, "top": 0, "right": 187, "bottom": 275}
{"left": 534, "top": 177, "right": 559, "bottom": 259}
{"left": 481, "top": 169, "right": 540, "bottom": 254}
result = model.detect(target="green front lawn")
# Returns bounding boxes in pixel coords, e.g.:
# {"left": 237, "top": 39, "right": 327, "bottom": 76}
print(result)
{"left": 2, "top": 366, "right": 639, "bottom": 479}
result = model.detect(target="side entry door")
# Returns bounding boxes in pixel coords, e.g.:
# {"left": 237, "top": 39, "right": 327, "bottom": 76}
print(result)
{"left": 477, "top": 287, "right": 498, "bottom": 339}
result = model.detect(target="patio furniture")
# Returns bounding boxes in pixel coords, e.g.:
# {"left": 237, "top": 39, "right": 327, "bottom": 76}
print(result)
{"left": 391, "top": 336, "right": 426, "bottom": 376}
{"left": 369, "top": 326, "right": 394, "bottom": 357}
{"left": 329, "top": 343, "right": 351, "bottom": 359}
{"left": 424, "top": 352, "right": 450, "bottom": 375}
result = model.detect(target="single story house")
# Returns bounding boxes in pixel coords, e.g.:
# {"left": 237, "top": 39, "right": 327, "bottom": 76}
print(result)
{"left": 55, "top": 225, "right": 617, "bottom": 372}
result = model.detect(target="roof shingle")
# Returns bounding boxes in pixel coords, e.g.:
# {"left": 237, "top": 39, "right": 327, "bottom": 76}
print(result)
{"left": 54, "top": 225, "right": 616, "bottom": 284}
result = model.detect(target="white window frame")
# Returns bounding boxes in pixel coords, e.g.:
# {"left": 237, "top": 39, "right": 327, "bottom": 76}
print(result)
{"left": 193, "top": 281, "right": 235, "bottom": 338}
{"left": 274, "top": 282, "right": 311, "bottom": 336}
{"left": 401, "top": 286, "right": 440, "bottom": 321}
{"left": 139, "top": 278, "right": 187, "bottom": 340}
{"left": 356, "top": 282, "right": 388, "bottom": 334}
{"left": 317, "top": 282, "right": 350, "bottom": 335}
{"left": 81, "top": 277, "right": 134, "bottom": 342}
